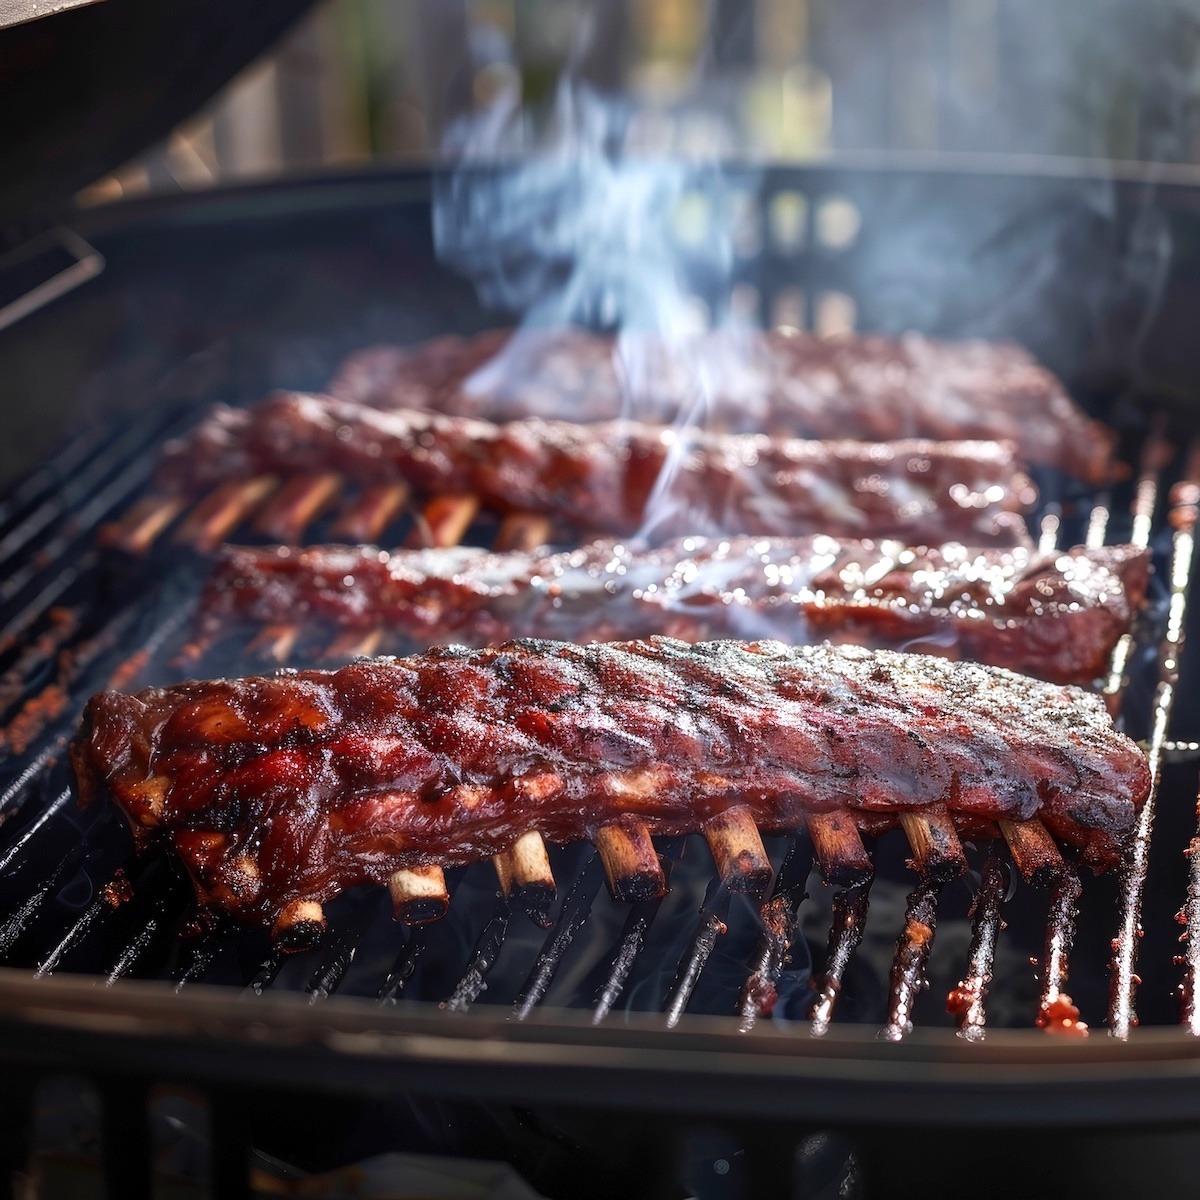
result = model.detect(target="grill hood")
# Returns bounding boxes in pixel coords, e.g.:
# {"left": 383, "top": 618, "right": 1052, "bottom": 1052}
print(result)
{"left": 0, "top": 0, "right": 316, "bottom": 225}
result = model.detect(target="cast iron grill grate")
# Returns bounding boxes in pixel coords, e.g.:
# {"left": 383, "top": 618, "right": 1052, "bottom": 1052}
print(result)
{"left": 0, "top": 400, "right": 1195, "bottom": 1048}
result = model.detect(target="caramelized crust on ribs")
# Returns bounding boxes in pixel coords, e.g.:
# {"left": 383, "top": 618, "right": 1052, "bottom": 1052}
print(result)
{"left": 73, "top": 639, "right": 1150, "bottom": 934}
{"left": 159, "top": 392, "right": 1037, "bottom": 546}
{"left": 329, "top": 327, "right": 1118, "bottom": 484}
{"left": 203, "top": 537, "right": 1150, "bottom": 686}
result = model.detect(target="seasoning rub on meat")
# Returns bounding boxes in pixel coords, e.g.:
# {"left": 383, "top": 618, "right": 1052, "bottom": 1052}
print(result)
{"left": 202, "top": 537, "right": 1149, "bottom": 686}
{"left": 158, "top": 392, "right": 1037, "bottom": 547}
{"left": 330, "top": 327, "right": 1118, "bottom": 484}
{"left": 72, "top": 638, "right": 1150, "bottom": 941}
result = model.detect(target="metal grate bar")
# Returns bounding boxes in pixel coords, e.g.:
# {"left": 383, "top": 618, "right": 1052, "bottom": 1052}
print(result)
{"left": 664, "top": 876, "right": 732, "bottom": 1028}
{"left": 305, "top": 921, "right": 370, "bottom": 1002}
{"left": 1110, "top": 441, "right": 1200, "bottom": 1037}
{"left": 0, "top": 558, "right": 89, "bottom": 653}
{"left": 0, "top": 600, "right": 147, "bottom": 757}
{"left": 25, "top": 850, "right": 151, "bottom": 977}
{"left": 245, "top": 950, "right": 289, "bottom": 997}
{"left": 377, "top": 930, "right": 429, "bottom": 1004}
{"left": 172, "top": 920, "right": 230, "bottom": 989}
{"left": 592, "top": 838, "right": 684, "bottom": 1023}
{"left": 948, "top": 848, "right": 1008, "bottom": 1041}
{"left": 1174, "top": 499, "right": 1200, "bottom": 1034}
{"left": 0, "top": 423, "right": 112, "bottom": 533}
{"left": 0, "top": 597, "right": 195, "bottom": 875}
{"left": 0, "top": 608, "right": 78, "bottom": 713}
{"left": 882, "top": 881, "right": 942, "bottom": 1041}
{"left": 105, "top": 919, "right": 162, "bottom": 985}
{"left": 0, "top": 780, "right": 71, "bottom": 871}
{"left": 738, "top": 835, "right": 813, "bottom": 1031}
{"left": 35, "top": 894, "right": 113, "bottom": 977}
{"left": 443, "top": 895, "right": 511, "bottom": 1012}
{"left": 1038, "top": 872, "right": 1085, "bottom": 1035}
{"left": 0, "top": 408, "right": 195, "bottom": 600}
{"left": 809, "top": 879, "right": 873, "bottom": 1037}
{"left": 0, "top": 850, "right": 73, "bottom": 956}
{"left": 1181, "top": 807, "right": 1200, "bottom": 1033}
{"left": 0, "top": 416, "right": 166, "bottom": 570}
{"left": 513, "top": 851, "right": 603, "bottom": 1019}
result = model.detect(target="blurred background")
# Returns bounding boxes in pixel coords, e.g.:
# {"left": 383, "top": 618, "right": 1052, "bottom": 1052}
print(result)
{"left": 78, "top": 0, "right": 1200, "bottom": 208}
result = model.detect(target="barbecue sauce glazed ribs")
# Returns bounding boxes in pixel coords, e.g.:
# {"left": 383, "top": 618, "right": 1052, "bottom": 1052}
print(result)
{"left": 203, "top": 537, "right": 1150, "bottom": 686}
{"left": 73, "top": 639, "right": 1150, "bottom": 937}
{"left": 159, "top": 392, "right": 1036, "bottom": 547}
{"left": 329, "top": 327, "right": 1118, "bottom": 484}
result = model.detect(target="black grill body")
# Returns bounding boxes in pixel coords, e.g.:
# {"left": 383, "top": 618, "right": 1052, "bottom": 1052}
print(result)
{"left": 2, "top": 163, "right": 1200, "bottom": 1198}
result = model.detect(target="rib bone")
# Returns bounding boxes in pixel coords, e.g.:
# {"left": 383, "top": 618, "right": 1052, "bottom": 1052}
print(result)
{"left": 1000, "top": 817, "right": 1065, "bottom": 886}
{"left": 595, "top": 820, "right": 666, "bottom": 901}
{"left": 322, "top": 627, "right": 384, "bottom": 662}
{"left": 900, "top": 807, "right": 968, "bottom": 885}
{"left": 253, "top": 472, "right": 342, "bottom": 541}
{"left": 808, "top": 810, "right": 872, "bottom": 886}
{"left": 495, "top": 512, "right": 554, "bottom": 553}
{"left": 175, "top": 475, "right": 278, "bottom": 552}
{"left": 270, "top": 899, "right": 326, "bottom": 950}
{"left": 408, "top": 493, "right": 479, "bottom": 548}
{"left": 493, "top": 830, "right": 556, "bottom": 911}
{"left": 948, "top": 848, "right": 1008, "bottom": 1041}
{"left": 246, "top": 623, "right": 299, "bottom": 664}
{"left": 810, "top": 879, "right": 872, "bottom": 1037}
{"left": 389, "top": 864, "right": 450, "bottom": 925}
{"left": 704, "top": 805, "right": 773, "bottom": 896}
{"left": 103, "top": 495, "right": 186, "bottom": 555}
{"left": 332, "top": 481, "right": 410, "bottom": 543}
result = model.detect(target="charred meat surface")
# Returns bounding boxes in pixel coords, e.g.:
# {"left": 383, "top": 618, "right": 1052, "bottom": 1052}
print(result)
{"left": 329, "top": 327, "right": 1117, "bottom": 484}
{"left": 158, "top": 393, "right": 1036, "bottom": 546}
{"left": 72, "top": 639, "right": 1150, "bottom": 935}
{"left": 203, "top": 537, "right": 1149, "bottom": 686}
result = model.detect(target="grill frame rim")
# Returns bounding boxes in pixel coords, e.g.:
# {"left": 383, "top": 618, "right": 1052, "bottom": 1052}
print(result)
{"left": 9, "top": 967, "right": 1200, "bottom": 1126}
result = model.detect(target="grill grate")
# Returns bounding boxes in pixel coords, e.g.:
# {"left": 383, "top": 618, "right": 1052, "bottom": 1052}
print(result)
{"left": 0, "top": 406, "right": 1196, "bottom": 1054}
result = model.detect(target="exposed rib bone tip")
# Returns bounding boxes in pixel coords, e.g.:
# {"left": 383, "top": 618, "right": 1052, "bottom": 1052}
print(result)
{"left": 595, "top": 820, "right": 666, "bottom": 902}
{"left": 704, "top": 806, "right": 772, "bottom": 896}
{"left": 254, "top": 471, "right": 342, "bottom": 540}
{"left": 495, "top": 511, "right": 553, "bottom": 553}
{"left": 271, "top": 899, "right": 326, "bottom": 951}
{"left": 176, "top": 475, "right": 278, "bottom": 552}
{"left": 410, "top": 493, "right": 480, "bottom": 548}
{"left": 999, "top": 817, "right": 1065, "bottom": 885}
{"left": 493, "top": 830, "right": 556, "bottom": 910}
{"left": 105, "top": 495, "right": 186, "bottom": 554}
{"left": 323, "top": 627, "right": 384, "bottom": 662}
{"left": 808, "top": 809, "right": 873, "bottom": 886}
{"left": 333, "top": 480, "right": 411, "bottom": 542}
{"left": 899, "top": 807, "right": 967, "bottom": 884}
{"left": 389, "top": 864, "right": 450, "bottom": 925}
{"left": 248, "top": 623, "right": 299, "bottom": 663}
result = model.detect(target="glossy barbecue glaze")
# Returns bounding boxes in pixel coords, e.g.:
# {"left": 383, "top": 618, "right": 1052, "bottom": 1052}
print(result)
{"left": 203, "top": 537, "right": 1149, "bottom": 686}
{"left": 159, "top": 393, "right": 1037, "bottom": 546}
{"left": 72, "top": 639, "right": 1150, "bottom": 933}
{"left": 329, "top": 327, "right": 1117, "bottom": 484}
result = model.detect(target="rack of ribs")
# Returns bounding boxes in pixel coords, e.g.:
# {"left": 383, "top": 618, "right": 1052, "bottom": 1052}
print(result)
{"left": 328, "top": 327, "right": 1118, "bottom": 484}
{"left": 201, "top": 537, "right": 1150, "bottom": 686}
{"left": 72, "top": 638, "right": 1150, "bottom": 944}
{"left": 157, "top": 392, "right": 1037, "bottom": 547}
